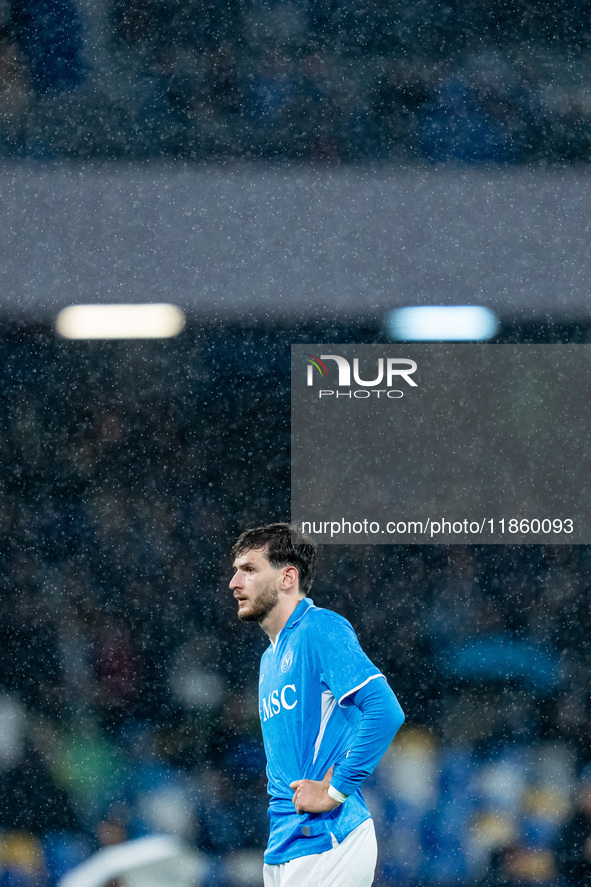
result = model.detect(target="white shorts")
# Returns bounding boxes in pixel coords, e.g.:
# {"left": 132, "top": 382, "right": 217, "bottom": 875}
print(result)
{"left": 263, "top": 819, "right": 377, "bottom": 887}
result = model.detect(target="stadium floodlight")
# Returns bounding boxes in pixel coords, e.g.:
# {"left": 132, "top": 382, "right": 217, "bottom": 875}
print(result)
{"left": 56, "top": 304, "right": 186, "bottom": 339}
{"left": 386, "top": 305, "right": 499, "bottom": 341}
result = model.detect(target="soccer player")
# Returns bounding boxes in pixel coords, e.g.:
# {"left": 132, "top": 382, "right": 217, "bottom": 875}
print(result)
{"left": 229, "top": 523, "right": 405, "bottom": 887}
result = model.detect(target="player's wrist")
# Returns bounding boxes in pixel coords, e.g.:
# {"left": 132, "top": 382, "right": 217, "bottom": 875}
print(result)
{"left": 327, "top": 784, "right": 348, "bottom": 804}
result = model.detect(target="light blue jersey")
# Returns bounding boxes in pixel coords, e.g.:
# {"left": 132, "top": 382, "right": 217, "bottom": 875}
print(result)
{"left": 258, "top": 597, "right": 390, "bottom": 864}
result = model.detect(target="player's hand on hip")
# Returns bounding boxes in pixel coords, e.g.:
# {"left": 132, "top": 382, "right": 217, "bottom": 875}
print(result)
{"left": 290, "top": 766, "right": 340, "bottom": 814}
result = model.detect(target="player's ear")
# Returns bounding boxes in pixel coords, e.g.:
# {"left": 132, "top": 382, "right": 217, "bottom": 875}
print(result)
{"left": 281, "top": 565, "right": 299, "bottom": 591}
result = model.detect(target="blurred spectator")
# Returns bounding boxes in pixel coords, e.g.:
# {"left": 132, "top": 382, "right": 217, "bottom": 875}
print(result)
{"left": 477, "top": 844, "right": 555, "bottom": 887}
{"left": 50, "top": 713, "right": 126, "bottom": 823}
{"left": 416, "top": 74, "right": 513, "bottom": 164}
{"left": 373, "top": 61, "right": 431, "bottom": 158}
{"left": 554, "top": 768, "right": 591, "bottom": 885}
{"left": 0, "top": 742, "right": 80, "bottom": 834}
{"left": 11, "top": 0, "right": 84, "bottom": 92}
{"left": 93, "top": 618, "right": 140, "bottom": 724}
{"left": 0, "top": 832, "right": 47, "bottom": 887}
{"left": 0, "top": 33, "right": 29, "bottom": 153}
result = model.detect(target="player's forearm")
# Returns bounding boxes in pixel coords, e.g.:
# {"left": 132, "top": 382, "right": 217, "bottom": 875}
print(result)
{"left": 330, "top": 678, "right": 404, "bottom": 798}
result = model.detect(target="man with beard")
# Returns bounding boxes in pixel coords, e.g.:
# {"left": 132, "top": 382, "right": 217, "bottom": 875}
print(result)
{"left": 229, "top": 523, "right": 405, "bottom": 887}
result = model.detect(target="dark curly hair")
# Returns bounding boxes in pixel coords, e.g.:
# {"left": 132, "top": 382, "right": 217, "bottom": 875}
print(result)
{"left": 230, "top": 523, "right": 317, "bottom": 593}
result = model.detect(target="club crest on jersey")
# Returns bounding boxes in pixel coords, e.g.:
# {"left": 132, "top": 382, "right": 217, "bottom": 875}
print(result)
{"left": 281, "top": 651, "right": 293, "bottom": 673}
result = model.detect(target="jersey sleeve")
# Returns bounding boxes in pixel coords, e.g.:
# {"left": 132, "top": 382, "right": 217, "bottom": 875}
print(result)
{"left": 312, "top": 610, "right": 384, "bottom": 705}
{"left": 330, "top": 677, "right": 405, "bottom": 796}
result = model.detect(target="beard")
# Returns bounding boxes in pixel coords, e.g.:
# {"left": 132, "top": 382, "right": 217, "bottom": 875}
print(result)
{"left": 237, "top": 583, "right": 279, "bottom": 623}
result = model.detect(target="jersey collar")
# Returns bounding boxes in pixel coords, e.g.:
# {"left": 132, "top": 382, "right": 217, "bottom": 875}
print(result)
{"left": 285, "top": 596, "right": 315, "bottom": 630}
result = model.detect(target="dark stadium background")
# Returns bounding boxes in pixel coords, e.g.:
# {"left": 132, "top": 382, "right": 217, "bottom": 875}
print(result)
{"left": 0, "top": 1, "right": 591, "bottom": 885}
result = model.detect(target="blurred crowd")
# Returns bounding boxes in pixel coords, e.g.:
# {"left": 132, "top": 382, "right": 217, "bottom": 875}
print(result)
{"left": 0, "top": 0, "right": 591, "bottom": 160}
{"left": 0, "top": 323, "right": 589, "bottom": 886}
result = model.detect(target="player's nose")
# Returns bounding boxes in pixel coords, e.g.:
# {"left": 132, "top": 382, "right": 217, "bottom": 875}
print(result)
{"left": 229, "top": 572, "right": 241, "bottom": 590}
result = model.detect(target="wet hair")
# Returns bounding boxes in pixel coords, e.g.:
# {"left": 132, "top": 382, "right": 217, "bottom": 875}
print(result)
{"left": 231, "top": 523, "right": 317, "bottom": 594}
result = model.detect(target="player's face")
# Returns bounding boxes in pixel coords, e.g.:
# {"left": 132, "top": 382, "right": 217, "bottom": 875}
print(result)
{"left": 230, "top": 547, "right": 281, "bottom": 623}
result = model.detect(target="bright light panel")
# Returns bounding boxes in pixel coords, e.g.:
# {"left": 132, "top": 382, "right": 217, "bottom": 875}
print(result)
{"left": 56, "top": 304, "right": 186, "bottom": 339}
{"left": 387, "top": 306, "right": 499, "bottom": 341}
